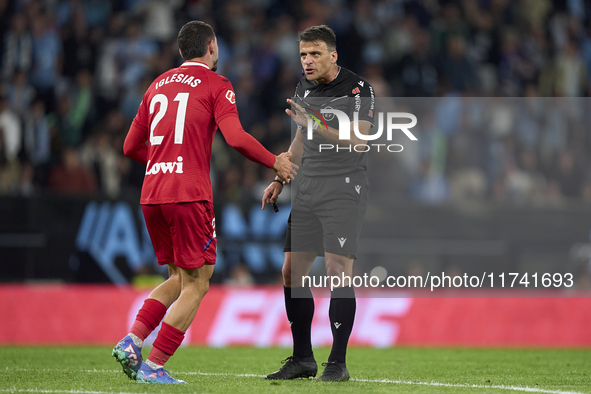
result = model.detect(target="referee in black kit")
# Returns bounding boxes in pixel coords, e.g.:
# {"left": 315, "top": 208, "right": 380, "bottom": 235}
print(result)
{"left": 262, "top": 25, "right": 375, "bottom": 382}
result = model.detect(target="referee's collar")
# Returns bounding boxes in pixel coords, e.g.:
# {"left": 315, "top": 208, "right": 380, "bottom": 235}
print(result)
{"left": 182, "top": 61, "right": 210, "bottom": 69}
{"left": 333, "top": 66, "right": 342, "bottom": 81}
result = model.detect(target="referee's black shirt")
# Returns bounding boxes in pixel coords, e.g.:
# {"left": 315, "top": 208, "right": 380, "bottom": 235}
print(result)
{"left": 294, "top": 66, "right": 375, "bottom": 177}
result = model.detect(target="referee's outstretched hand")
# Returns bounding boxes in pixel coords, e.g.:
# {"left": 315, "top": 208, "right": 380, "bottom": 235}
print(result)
{"left": 273, "top": 152, "right": 292, "bottom": 184}
{"left": 286, "top": 98, "right": 310, "bottom": 129}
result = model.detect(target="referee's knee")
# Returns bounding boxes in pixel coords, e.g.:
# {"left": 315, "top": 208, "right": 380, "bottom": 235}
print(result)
{"left": 325, "top": 259, "right": 349, "bottom": 278}
{"left": 281, "top": 252, "right": 293, "bottom": 285}
{"left": 326, "top": 265, "right": 345, "bottom": 278}
{"left": 281, "top": 264, "right": 292, "bottom": 286}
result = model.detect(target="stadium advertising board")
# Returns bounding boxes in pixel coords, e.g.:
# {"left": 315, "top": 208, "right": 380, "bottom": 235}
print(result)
{"left": 1, "top": 285, "right": 590, "bottom": 347}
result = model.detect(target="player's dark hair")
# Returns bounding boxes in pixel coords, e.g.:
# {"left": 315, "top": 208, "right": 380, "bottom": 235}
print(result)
{"left": 298, "top": 25, "right": 337, "bottom": 51}
{"left": 177, "top": 20, "right": 215, "bottom": 60}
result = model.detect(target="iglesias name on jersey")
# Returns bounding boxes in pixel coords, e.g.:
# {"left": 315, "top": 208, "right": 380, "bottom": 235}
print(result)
{"left": 132, "top": 61, "right": 238, "bottom": 204}
{"left": 295, "top": 67, "right": 375, "bottom": 177}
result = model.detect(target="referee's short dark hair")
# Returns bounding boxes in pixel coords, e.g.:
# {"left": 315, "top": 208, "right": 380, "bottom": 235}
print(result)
{"left": 178, "top": 21, "right": 215, "bottom": 60}
{"left": 298, "top": 25, "right": 337, "bottom": 51}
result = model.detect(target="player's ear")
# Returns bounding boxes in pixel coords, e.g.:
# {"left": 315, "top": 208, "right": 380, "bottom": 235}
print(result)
{"left": 208, "top": 39, "right": 215, "bottom": 55}
{"left": 331, "top": 50, "right": 338, "bottom": 64}
{"left": 179, "top": 49, "right": 183, "bottom": 58}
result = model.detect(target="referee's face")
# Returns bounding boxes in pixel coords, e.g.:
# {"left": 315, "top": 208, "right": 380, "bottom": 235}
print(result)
{"left": 300, "top": 40, "right": 338, "bottom": 84}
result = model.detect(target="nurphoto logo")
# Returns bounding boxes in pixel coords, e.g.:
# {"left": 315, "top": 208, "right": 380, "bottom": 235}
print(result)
{"left": 305, "top": 108, "right": 418, "bottom": 153}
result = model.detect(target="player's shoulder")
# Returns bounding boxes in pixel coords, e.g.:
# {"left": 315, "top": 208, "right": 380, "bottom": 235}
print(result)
{"left": 206, "top": 70, "right": 231, "bottom": 84}
{"left": 146, "top": 69, "right": 172, "bottom": 89}
{"left": 201, "top": 70, "right": 234, "bottom": 96}
{"left": 339, "top": 67, "right": 373, "bottom": 95}
{"left": 295, "top": 78, "right": 312, "bottom": 95}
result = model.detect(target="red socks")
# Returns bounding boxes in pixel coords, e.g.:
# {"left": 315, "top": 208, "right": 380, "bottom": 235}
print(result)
{"left": 148, "top": 322, "right": 185, "bottom": 366}
{"left": 129, "top": 298, "right": 185, "bottom": 367}
{"left": 130, "top": 298, "right": 167, "bottom": 341}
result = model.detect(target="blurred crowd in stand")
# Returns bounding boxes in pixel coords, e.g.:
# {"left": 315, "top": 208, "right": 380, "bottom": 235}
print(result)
{"left": 1, "top": 0, "right": 591, "bottom": 207}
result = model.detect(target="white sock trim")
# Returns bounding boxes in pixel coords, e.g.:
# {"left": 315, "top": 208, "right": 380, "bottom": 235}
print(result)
{"left": 146, "top": 359, "right": 163, "bottom": 370}
{"left": 128, "top": 333, "right": 143, "bottom": 347}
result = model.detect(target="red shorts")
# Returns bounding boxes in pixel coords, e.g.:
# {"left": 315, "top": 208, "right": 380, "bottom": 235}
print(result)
{"left": 142, "top": 201, "right": 217, "bottom": 269}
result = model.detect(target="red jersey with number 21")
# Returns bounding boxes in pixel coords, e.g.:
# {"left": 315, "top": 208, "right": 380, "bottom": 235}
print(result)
{"left": 132, "top": 61, "right": 238, "bottom": 205}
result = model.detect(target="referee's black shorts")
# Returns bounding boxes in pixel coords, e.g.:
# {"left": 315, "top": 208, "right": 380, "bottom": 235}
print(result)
{"left": 284, "top": 172, "right": 368, "bottom": 259}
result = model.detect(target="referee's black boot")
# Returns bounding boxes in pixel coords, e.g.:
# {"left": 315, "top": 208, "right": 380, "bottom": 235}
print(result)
{"left": 265, "top": 355, "right": 317, "bottom": 380}
{"left": 316, "top": 361, "right": 350, "bottom": 382}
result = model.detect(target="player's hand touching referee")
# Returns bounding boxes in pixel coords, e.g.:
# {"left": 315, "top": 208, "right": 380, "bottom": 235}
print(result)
{"left": 272, "top": 152, "right": 292, "bottom": 184}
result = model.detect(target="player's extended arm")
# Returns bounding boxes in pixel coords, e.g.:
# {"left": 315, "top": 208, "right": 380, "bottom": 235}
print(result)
{"left": 218, "top": 116, "right": 292, "bottom": 182}
{"left": 123, "top": 121, "right": 149, "bottom": 165}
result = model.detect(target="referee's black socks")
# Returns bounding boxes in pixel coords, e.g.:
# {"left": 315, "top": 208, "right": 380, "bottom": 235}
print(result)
{"left": 328, "top": 286, "right": 356, "bottom": 364}
{"left": 284, "top": 286, "right": 315, "bottom": 360}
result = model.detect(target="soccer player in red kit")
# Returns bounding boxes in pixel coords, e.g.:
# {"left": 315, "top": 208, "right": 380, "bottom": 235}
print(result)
{"left": 112, "top": 20, "right": 292, "bottom": 384}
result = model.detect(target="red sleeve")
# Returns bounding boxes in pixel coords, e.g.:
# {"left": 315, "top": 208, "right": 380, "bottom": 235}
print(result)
{"left": 123, "top": 120, "right": 149, "bottom": 165}
{"left": 212, "top": 79, "right": 239, "bottom": 125}
{"left": 134, "top": 91, "right": 150, "bottom": 130}
{"left": 218, "top": 116, "right": 276, "bottom": 168}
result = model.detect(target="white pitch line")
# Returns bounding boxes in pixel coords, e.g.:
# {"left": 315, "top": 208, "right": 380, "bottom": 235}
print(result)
{"left": 182, "top": 371, "right": 586, "bottom": 394}
{"left": 3, "top": 368, "right": 587, "bottom": 394}
{"left": 351, "top": 378, "right": 585, "bottom": 394}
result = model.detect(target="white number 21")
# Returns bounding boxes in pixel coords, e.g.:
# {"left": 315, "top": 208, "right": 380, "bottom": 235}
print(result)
{"left": 149, "top": 92, "right": 189, "bottom": 146}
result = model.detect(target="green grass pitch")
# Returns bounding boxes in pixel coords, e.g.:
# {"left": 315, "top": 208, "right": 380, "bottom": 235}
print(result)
{"left": 0, "top": 346, "right": 589, "bottom": 393}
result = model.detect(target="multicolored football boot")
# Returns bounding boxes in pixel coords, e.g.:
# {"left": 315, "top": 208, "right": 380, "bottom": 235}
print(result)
{"left": 112, "top": 335, "right": 142, "bottom": 380}
{"left": 136, "top": 361, "right": 187, "bottom": 384}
